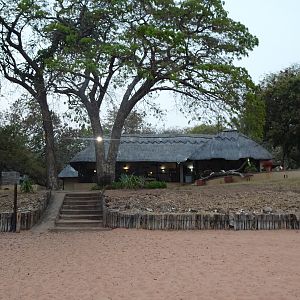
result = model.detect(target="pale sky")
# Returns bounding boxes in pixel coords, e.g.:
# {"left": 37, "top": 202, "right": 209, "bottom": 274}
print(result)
{"left": 1, "top": 1, "right": 300, "bottom": 129}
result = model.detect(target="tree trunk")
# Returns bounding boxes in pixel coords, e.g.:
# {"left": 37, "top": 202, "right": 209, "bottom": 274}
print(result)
{"left": 38, "top": 93, "right": 58, "bottom": 190}
{"left": 106, "top": 108, "right": 127, "bottom": 182}
{"left": 87, "top": 105, "right": 107, "bottom": 185}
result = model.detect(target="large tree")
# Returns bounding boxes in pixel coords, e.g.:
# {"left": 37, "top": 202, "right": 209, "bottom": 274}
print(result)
{"left": 232, "top": 91, "right": 266, "bottom": 142}
{"left": 261, "top": 65, "right": 300, "bottom": 168}
{"left": 0, "top": 0, "right": 59, "bottom": 189}
{"left": 0, "top": 122, "right": 46, "bottom": 184}
{"left": 45, "top": 0, "right": 258, "bottom": 183}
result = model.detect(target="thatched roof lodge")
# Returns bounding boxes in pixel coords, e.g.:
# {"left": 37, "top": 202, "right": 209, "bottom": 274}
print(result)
{"left": 59, "top": 130, "right": 272, "bottom": 184}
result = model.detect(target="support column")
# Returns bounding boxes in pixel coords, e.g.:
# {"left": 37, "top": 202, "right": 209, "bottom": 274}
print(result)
{"left": 180, "top": 163, "right": 184, "bottom": 184}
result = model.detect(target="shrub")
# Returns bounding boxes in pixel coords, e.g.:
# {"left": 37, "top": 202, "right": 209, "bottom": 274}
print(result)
{"left": 244, "top": 163, "right": 257, "bottom": 173}
{"left": 20, "top": 178, "right": 34, "bottom": 193}
{"left": 118, "top": 174, "right": 145, "bottom": 189}
{"left": 91, "top": 184, "right": 104, "bottom": 190}
{"left": 108, "top": 181, "right": 123, "bottom": 190}
{"left": 145, "top": 181, "right": 167, "bottom": 189}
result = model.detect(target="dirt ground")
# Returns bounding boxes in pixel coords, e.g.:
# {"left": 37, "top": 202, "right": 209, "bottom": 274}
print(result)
{"left": 105, "top": 178, "right": 300, "bottom": 214}
{"left": 0, "top": 229, "right": 299, "bottom": 300}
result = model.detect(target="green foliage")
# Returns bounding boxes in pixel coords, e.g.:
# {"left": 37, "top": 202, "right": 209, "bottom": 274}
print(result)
{"left": 0, "top": 124, "right": 46, "bottom": 185}
{"left": 118, "top": 174, "right": 146, "bottom": 189}
{"left": 108, "top": 177, "right": 167, "bottom": 189}
{"left": 260, "top": 64, "right": 300, "bottom": 168}
{"left": 144, "top": 181, "right": 167, "bottom": 189}
{"left": 108, "top": 181, "right": 124, "bottom": 190}
{"left": 244, "top": 163, "right": 257, "bottom": 173}
{"left": 91, "top": 184, "right": 104, "bottom": 191}
{"left": 103, "top": 106, "right": 155, "bottom": 135}
{"left": 233, "top": 92, "right": 266, "bottom": 142}
{"left": 20, "top": 178, "right": 34, "bottom": 193}
{"left": 186, "top": 123, "right": 225, "bottom": 135}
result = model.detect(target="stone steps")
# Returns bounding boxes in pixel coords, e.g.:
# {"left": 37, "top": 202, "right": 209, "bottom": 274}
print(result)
{"left": 59, "top": 214, "right": 102, "bottom": 220}
{"left": 55, "top": 219, "right": 103, "bottom": 227}
{"left": 54, "top": 192, "right": 109, "bottom": 232}
{"left": 51, "top": 227, "right": 111, "bottom": 232}
{"left": 60, "top": 209, "right": 103, "bottom": 215}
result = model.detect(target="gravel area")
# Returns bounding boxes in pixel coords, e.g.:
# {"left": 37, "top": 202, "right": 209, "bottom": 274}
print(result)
{"left": 105, "top": 179, "right": 300, "bottom": 214}
{"left": 0, "top": 190, "right": 47, "bottom": 212}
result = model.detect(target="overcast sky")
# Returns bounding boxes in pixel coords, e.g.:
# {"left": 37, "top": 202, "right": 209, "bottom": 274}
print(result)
{"left": 1, "top": 1, "right": 300, "bottom": 129}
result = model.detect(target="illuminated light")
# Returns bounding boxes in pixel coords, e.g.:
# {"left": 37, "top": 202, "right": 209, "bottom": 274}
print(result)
{"left": 96, "top": 136, "right": 103, "bottom": 142}
{"left": 94, "top": 170, "right": 96, "bottom": 173}
{"left": 123, "top": 165, "right": 129, "bottom": 170}
{"left": 160, "top": 165, "right": 165, "bottom": 170}
{"left": 188, "top": 164, "right": 194, "bottom": 171}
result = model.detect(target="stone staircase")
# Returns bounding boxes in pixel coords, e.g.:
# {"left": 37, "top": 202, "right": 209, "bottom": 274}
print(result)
{"left": 53, "top": 192, "right": 109, "bottom": 231}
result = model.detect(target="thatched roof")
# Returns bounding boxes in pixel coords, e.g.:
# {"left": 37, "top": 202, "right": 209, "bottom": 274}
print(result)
{"left": 58, "top": 165, "right": 78, "bottom": 178}
{"left": 189, "top": 130, "right": 272, "bottom": 160}
{"left": 69, "top": 130, "right": 272, "bottom": 166}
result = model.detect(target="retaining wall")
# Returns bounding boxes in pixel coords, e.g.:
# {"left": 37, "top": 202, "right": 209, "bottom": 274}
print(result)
{"left": 104, "top": 210, "right": 300, "bottom": 230}
{"left": 0, "top": 191, "right": 51, "bottom": 232}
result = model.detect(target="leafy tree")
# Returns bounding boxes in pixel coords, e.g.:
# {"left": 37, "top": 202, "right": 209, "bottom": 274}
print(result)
{"left": 0, "top": 0, "right": 59, "bottom": 189}
{"left": 6, "top": 98, "right": 91, "bottom": 172}
{"left": 186, "top": 122, "right": 225, "bottom": 135}
{"left": 261, "top": 65, "right": 300, "bottom": 168}
{"left": 43, "top": 0, "right": 257, "bottom": 183}
{"left": 103, "top": 106, "right": 155, "bottom": 134}
{"left": 0, "top": 123, "right": 46, "bottom": 184}
{"left": 232, "top": 92, "right": 266, "bottom": 141}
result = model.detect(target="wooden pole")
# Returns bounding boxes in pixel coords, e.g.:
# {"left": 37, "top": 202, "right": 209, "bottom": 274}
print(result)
{"left": 13, "top": 183, "right": 18, "bottom": 232}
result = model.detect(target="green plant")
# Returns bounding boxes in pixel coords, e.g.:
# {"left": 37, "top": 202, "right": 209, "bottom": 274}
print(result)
{"left": 107, "top": 181, "right": 124, "bottom": 190}
{"left": 145, "top": 181, "right": 167, "bottom": 189}
{"left": 118, "top": 174, "right": 145, "bottom": 189}
{"left": 244, "top": 163, "right": 257, "bottom": 173}
{"left": 20, "top": 178, "right": 34, "bottom": 193}
{"left": 91, "top": 184, "right": 104, "bottom": 190}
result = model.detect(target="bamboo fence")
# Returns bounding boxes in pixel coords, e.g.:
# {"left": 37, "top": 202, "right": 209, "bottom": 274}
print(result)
{"left": 0, "top": 191, "right": 51, "bottom": 232}
{"left": 104, "top": 209, "right": 300, "bottom": 230}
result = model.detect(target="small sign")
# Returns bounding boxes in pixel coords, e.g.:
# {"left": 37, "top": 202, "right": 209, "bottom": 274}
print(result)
{"left": 1, "top": 171, "right": 20, "bottom": 185}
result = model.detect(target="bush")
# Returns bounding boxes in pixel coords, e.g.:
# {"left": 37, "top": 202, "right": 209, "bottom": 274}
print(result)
{"left": 244, "top": 163, "right": 257, "bottom": 173}
{"left": 20, "top": 178, "right": 34, "bottom": 193}
{"left": 104, "top": 176, "right": 167, "bottom": 190}
{"left": 145, "top": 181, "right": 167, "bottom": 189}
{"left": 118, "top": 174, "right": 145, "bottom": 189}
{"left": 108, "top": 181, "right": 124, "bottom": 190}
{"left": 91, "top": 184, "right": 104, "bottom": 190}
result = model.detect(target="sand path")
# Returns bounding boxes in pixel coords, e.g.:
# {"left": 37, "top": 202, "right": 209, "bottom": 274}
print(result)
{"left": 0, "top": 230, "right": 299, "bottom": 300}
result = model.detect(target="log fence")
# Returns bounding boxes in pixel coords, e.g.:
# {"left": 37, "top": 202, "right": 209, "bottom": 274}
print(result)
{"left": 103, "top": 209, "right": 300, "bottom": 230}
{"left": 0, "top": 191, "right": 51, "bottom": 232}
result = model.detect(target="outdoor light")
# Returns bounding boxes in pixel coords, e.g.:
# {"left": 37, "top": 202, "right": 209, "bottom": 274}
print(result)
{"left": 94, "top": 170, "right": 96, "bottom": 173}
{"left": 188, "top": 164, "right": 194, "bottom": 171}
{"left": 96, "top": 136, "right": 103, "bottom": 142}
{"left": 123, "top": 165, "right": 129, "bottom": 170}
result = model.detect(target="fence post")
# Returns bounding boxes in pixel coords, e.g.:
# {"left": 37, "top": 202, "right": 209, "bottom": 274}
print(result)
{"left": 13, "top": 183, "right": 18, "bottom": 232}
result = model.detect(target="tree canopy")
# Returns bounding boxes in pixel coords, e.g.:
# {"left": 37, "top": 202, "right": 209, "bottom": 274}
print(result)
{"left": 43, "top": 0, "right": 258, "bottom": 183}
{"left": 260, "top": 65, "right": 300, "bottom": 168}
{"left": 0, "top": 0, "right": 59, "bottom": 188}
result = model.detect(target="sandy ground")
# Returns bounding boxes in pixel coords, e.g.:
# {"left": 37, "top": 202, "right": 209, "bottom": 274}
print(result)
{"left": 0, "top": 229, "right": 299, "bottom": 300}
